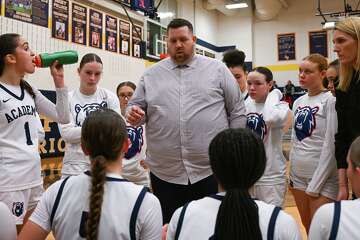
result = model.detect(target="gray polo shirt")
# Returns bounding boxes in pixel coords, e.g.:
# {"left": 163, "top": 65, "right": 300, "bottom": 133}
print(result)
{"left": 127, "top": 54, "right": 246, "bottom": 184}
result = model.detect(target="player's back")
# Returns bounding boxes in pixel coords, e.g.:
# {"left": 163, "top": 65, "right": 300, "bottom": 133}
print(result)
{"left": 30, "top": 172, "right": 162, "bottom": 240}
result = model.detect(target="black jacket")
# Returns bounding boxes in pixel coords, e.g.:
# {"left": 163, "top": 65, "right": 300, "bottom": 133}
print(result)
{"left": 335, "top": 71, "right": 360, "bottom": 169}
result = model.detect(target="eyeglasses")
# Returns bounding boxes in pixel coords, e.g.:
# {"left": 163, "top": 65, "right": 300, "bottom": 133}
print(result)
{"left": 118, "top": 93, "right": 133, "bottom": 99}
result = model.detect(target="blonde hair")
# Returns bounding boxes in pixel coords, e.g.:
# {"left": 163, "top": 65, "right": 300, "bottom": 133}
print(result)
{"left": 303, "top": 53, "right": 328, "bottom": 72}
{"left": 349, "top": 136, "right": 360, "bottom": 168}
{"left": 335, "top": 17, "right": 360, "bottom": 92}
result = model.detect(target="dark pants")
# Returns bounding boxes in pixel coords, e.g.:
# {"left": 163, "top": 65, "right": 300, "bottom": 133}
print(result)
{"left": 150, "top": 172, "right": 218, "bottom": 223}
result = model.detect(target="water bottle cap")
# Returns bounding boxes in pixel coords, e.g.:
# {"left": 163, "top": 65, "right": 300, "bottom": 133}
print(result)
{"left": 33, "top": 55, "right": 42, "bottom": 67}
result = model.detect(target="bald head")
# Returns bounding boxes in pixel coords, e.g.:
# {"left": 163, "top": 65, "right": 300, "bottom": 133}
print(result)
{"left": 349, "top": 136, "right": 360, "bottom": 168}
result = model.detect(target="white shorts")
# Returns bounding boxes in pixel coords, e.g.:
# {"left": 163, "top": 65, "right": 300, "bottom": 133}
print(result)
{"left": 250, "top": 183, "right": 287, "bottom": 207}
{"left": 289, "top": 172, "right": 338, "bottom": 200}
{"left": 0, "top": 185, "right": 43, "bottom": 224}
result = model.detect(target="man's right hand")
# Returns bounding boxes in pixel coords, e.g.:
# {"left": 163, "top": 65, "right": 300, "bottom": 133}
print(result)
{"left": 126, "top": 106, "right": 145, "bottom": 126}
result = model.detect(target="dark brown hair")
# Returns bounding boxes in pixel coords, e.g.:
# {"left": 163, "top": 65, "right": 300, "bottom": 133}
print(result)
{"left": 222, "top": 49, "right": 246, "bottom": 71}
{"left": 167, "top": 18, "right": 193, "bottom": 33}
{"left": 210, "top": 128, "right": 266, "bottom": 239}
{"left": 81, "top": 108, "right": 127, "bottom": 240}
{"left": 79, "top": 53, "right": 102, "bottom": 70}
{"left": 0, "top": 33, "right": 35, "bottom": 98}
{"left": 116, "top": 81, "right": 136, "bottom": 96}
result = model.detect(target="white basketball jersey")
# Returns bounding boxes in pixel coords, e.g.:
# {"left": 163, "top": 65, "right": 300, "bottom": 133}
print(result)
{"left": 167, "top": 193, "right": 302, "bottom": 240}
{"left": 0, "top": 83, "right": 42, "bottom": 191}
{"left": 30, "top": 172, "right": 162, "bottom": 240}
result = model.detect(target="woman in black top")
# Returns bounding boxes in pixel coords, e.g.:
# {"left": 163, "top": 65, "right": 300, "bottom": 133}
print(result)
{"left": 333, "top": 17, "right": 360, "bottom": 200}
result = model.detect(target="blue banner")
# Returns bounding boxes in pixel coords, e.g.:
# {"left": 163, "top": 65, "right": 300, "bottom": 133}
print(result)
{"left": 309, "top": 31, "right": 328, "bottom": 57}
{"left": 71, "top": 3, "right": 87, "bottom": 45}
{"left": 105, "top": 15, "right": 118, "bottom": 52}
{"left": 52, "top": 0, "right": 69, "bottom": 41}
{"left": 278, "top": 33, "right": 296, "bottom": 61}
{"left": 120, "top": 20, "right": 130, "bottom": 55}
{"left": 5, "top": 0, "right": 48, "bottom": 27}
{"left": 89, "top": 9, "right": 103, "bottom": 49}
{"left": 39, "top": 90, "right": 64, "bottom": 159}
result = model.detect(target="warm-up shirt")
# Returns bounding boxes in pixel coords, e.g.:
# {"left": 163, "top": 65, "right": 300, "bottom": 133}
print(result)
{"left": 59, "top": 88, "right": 120, "bottom": 176}
{"left": 290, "top": 91, "right": 338, "bottom": 196}
{"left": 127, "top": 55, "right": 246, "bottom": 185}
{"left": 0, "top": 82, "right": 69, "bottom": 191}
{"left": 245, "top": 89, "right": 290, "bottom": 185}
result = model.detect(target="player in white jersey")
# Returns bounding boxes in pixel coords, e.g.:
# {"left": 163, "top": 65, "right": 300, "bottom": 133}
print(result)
{"left": 0, "top": 33, "right": 70, "bottom": 230}
{"left": 19, "top": 109, "right": 162, "bottom": 240}
{"left": 309, "top": 136, "right": 360, "bottom": 240}
{"left": 59, "top": 53, "right": 120, "bottom": 177}
{"left": 245, "top": 67, "right": 290, "bottom": 207}
{"left": 166, "top": 128, "right": 301, "bottom": 240}
{"left": 117, "top": 81, "right": 150, "bottom": 187}
{"left": 289, "top": 54, "right": 338, "bottom": 233}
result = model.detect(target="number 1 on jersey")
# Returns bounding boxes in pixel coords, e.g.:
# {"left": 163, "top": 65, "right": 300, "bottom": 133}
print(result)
{"left": 24, "top": 122, "right": 33, "bottom": 145}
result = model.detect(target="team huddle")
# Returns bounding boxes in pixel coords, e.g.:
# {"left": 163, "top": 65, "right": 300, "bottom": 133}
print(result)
{"left": 1, "top": 16, "right": 360, "bottom": 240}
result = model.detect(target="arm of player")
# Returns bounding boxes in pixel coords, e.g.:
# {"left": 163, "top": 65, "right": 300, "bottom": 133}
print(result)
{"left": 277, "top": 210, "right": 303, "bottom": 240}
{"left": 263, "top": 89, "right": 289, "bottom": 128}
{"left": 107, "top": 91, "right": 121, "bottom": 115}
{"left": 166, "top": 207, "right": 181, "bottom": 240}
{"left": 221, "top": 65, "right": 246, "bottom": 128}
{"left": 308, "top": 203, "right": 333, "bottom": 240}
{"left": 139, "top": 193, "right": 163, "bottom": 240}
{"left": 58, "top": 119, "right": 82, "bottom": 144}
{"left": 18, "top": 180, "right": 63, "bottom": 240}
{"left": 306, "top": 97, "right": 338, "bottom": 197}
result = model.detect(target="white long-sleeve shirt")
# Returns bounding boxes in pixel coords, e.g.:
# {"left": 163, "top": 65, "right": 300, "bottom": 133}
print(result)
{"left": 59, "top": 88, "right": 120, "bottom": 175}
{"left": 245, "top": 89, "right": 290, "bottom": 185}
{"left": 290, "top": 91, "right": 338, "bottom": 195}
{"left": 0, "top": 82, "right": 69, "bottom": 191}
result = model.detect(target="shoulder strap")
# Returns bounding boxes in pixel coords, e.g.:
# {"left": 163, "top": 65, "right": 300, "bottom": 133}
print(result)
{"left": 208, "top": 194, "right": 224, "bottom": 201}
{"left": 129, "top": 187, "right": 149, "bottom": 240}
{"left": 267, "top": 206, "right": 281, "bottom": 240}
{"left": 50, "top": 176, "right": 70, "bottom": 227}
{"left": 329, "top": 201, "right": 341, "bottom": 240}
{"left": 175, "top": 202, "right": 190, "bottom": 240}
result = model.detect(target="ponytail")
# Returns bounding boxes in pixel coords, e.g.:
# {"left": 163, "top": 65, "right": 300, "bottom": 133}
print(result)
{"left": 209, "top": 128, "right": 266, "bottom": 240}
{"left": 81, "top": 109, "right": 128, "bottom": 239}
{"left": 87, "top": 156, "right": 107, "bottom": 240}
{"left": 213, "top": 189, "right": 262, "bottom": 240}
{"left": 20, "top": 79, "right": 35, "bottom": 99}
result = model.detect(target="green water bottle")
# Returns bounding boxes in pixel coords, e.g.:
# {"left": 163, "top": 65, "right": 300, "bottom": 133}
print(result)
{"left": 34, "top": 50, "right": 78, "bottom": 68}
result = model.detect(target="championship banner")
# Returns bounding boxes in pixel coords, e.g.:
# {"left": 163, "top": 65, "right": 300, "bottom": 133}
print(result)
{"left": 38, "top": 90, "right": 64, "bottom": 159}
{"left": 120, "top": 20, "right": 130, "bottom": 55}
{"left": 105, "top": 14, "right": 118, "bottom": 52}
{"left": 132, "top": 24, "right": 142, "bottom": 58}
{"left": 5, "top": 0, "right": 49, "bottom": 27}
{"left": 38, "top": 90, "right": 64, "bottom": 186}
{"left": 89, "top": 9, "right": 103, "bottom": 49}
{"left": 52, "top": 0, "right": 69, "bottom": 41}
{"left": 71, "top": 2, "right": 87, "bottom": 45}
